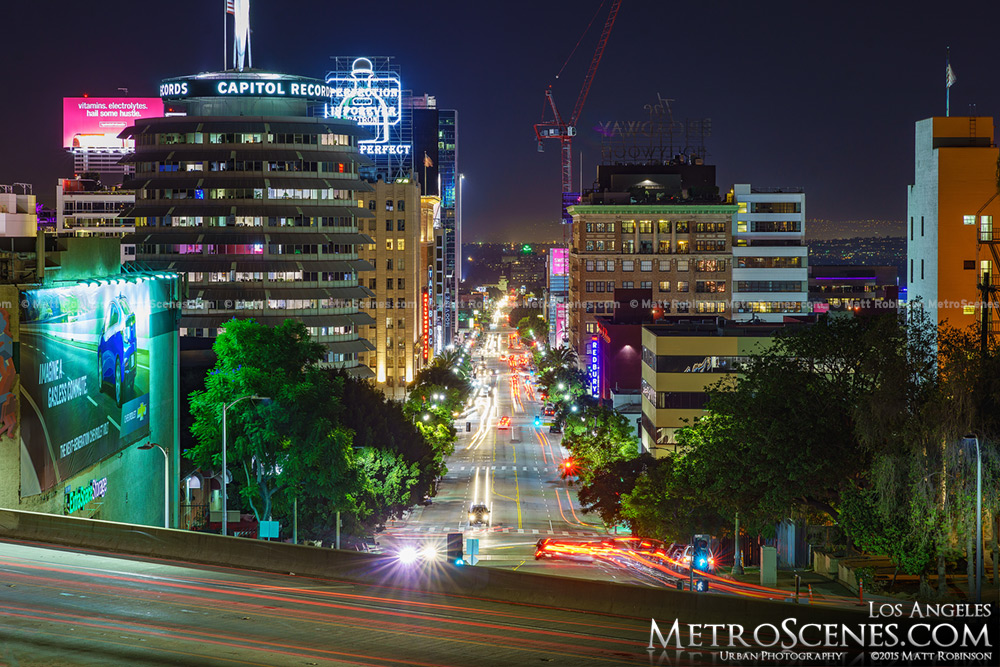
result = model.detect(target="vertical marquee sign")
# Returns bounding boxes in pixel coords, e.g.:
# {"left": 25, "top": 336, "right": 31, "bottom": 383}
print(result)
{"left": 422, "top": 290, "right": 430, "bottom": 361}
{"left": 588, "top": 336, "right": 600, "bottom": 398}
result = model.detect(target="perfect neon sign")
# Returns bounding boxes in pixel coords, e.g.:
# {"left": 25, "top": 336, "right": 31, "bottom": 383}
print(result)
{"left": 360, "top": 144, "right": 411, "bottom": 156}
{"left": 326, "top": 58, "right": 404, "bottom": 153}
{"left": 65, "top": 477, "right": 108, "bottom": 514}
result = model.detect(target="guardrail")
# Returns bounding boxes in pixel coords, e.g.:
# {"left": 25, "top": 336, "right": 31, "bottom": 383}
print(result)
{"left": 0, "top": 508, "right": 860, "bottom": 625}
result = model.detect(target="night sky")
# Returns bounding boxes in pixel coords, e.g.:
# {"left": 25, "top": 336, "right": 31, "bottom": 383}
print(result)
{"left": 3, "top": 1, "right": 999, "bottom": 242}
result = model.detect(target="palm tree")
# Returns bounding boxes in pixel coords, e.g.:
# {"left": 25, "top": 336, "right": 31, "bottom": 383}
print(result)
{"left": 545, "top": 345, "right": 578, "bottom": 369}
{"left": 435, "top": 348, "right": 464, "bottom": 370}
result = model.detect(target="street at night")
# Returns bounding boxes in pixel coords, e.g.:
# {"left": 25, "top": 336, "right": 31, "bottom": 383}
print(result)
{"left": 0, "top": 539, "right": 649, "bottom": 666}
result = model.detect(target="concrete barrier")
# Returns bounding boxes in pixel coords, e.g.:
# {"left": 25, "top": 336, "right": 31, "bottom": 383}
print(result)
{"left": 0, "top": 509, "right": 862, "bottom": 625}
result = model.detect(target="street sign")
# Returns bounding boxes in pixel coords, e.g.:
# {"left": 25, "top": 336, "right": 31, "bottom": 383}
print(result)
{"left": 467, "top": 538, "right": 479, "bottom": 565}
{"left": 259, "top": 520, "right": 279, "bottom": 540}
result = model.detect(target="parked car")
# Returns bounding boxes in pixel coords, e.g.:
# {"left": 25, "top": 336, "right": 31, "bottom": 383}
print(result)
{"left": 98, "top": 295, "right": 137, "bottom": 406}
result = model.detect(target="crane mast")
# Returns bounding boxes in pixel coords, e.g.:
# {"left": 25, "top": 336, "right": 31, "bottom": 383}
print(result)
{"left": 534, "top": 0, "right": 622, "bottom": 196}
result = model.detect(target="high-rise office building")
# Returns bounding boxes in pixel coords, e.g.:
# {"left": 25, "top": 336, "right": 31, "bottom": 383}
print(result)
{"left": 407, "top": 97, "right": 460, "bottom": 352}
{"left": 326, "top": 57, "right": 461, "bottom": 353}
{"left": 907, "top": 116, "right": 1000, "bottom": 329}
{"left": 568, "top": 164, "right": 734, "bottom": 382}
{"left": 730, "top": 184, "right": 809, "bottom": 321}
{"left": 357, "top": 175, "right": 433, "bottom": 397}
{"left": 125, "top": 70, "right": 376, "bottom": 377}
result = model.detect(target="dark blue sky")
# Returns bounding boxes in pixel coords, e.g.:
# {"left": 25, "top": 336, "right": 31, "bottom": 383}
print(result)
{"left": 3, "top": 1, "right": 999, "bottom": 241}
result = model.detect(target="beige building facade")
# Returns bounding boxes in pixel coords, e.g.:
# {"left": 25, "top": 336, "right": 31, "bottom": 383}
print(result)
{"left": 358, "top": 177, "right": 433, "bottom": 398}
{"left": 567, "top": 204, "right": 736, "bottom": 364}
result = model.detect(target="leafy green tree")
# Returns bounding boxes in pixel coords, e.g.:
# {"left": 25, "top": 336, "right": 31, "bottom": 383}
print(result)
{"left": 187, "top": 319, "right": 345, "bottom": 523}
{"left": 620, "top": 453, "right": 726, "bottom": 541}
{"left": 516, "top": 315, "right": 548, "bottom": 346}
{"left": 327, "top": 371, "right": 438, "bottom": 511}
{"left": 578, "top": 454, "right": 657, "bottom": 527}
{"left": 672, "top": 315, "right": 892, "bottom": 533}
{"left": 562, "top": 404, "right": 640, "bottom": 483}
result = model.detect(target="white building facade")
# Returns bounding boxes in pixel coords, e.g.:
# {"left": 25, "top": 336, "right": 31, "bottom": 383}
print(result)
{"left": 731, "top": 184, "right": 809, "bottom": 321}
{"left": 55, "top": 179, "right": 135, "bottom": 262}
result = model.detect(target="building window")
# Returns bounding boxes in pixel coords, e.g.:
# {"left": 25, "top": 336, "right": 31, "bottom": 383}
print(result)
{"left": 586, "top": 260, "right": 595, "bottom": 272}
{"left": 606, "top": 281, "right": 614, "bottom": 291}
{"left": 398, "top": 200, "right": 405, "bottom": 211}
{"left": 595, "top": 260, "right": 605, "bottom": 272}
{"left": 659, "top": 259, "right": 671, "bottom": 271}
{"left": 385, "top": 200, "right": 394, "bottom": 212}
{"left": 622, "top": 260, "right": 634, "bottom": 271}
{"left": 965, "top": 260, "right": 975, "bottom": 270}
{"left": 696, "top": 280, "right": 726, "bottom": 293}
{"left": 397, "top": 278, "right": 405, "bottom": 289}
{"left": 964, "top": 214, "right": 976, "bottom": 225}
{"left": 387, "top": 278, "right": 394, "bottom": 290}
{"left": 397, "top": 220, "right": 405, "bottom": 231}
{"left": 640, "top": 281, "right": 652, "bottom": 289}
{"left": 621, "top": 239, "right": 635, "bottom": 254}
{"left": 639, "top": 220, "right": 653, "bottom": 233}
{"left": 921, "top": 216, "right": 924, "bottom": 236}
{"left": 910, "top": 217, "right": 914, "bottom": 240}
{"left": 606, "top": 259, "right": 615, "bottom": 271}
{"left": 621, "top": 220, "right": 636, "bottom": 233}
{"left": 921, "top": 259, "right": 924, "bottom": 280}
{"left": 386, "top": 240, "right": 394, "bottom": 251}
{"left": 586, "top": 281, "right": 594, "bottom": 292}
{"left": 640, "top": 260, "right": 653, "bottom": 272}
{"left": 369, "top": 278, "right": 377, "bottom": 289}
{"left": 677, "top": 281, "right": 689, "bottom": 292}
{"left": 658, "top": 281, "right": 671, "bottom": 292}
{"left": 657, "top": 220, "right": 670, "bottom": 234}
{"left": 586, "top": 241, "right": 594, "bottom": 251}
{"left": 386, "top": 220, "right": 393, "bottom": 231}
{"left": 387, "top": 258, "right": 393, "bottom": 270}
{"left": 623, "top": 281, "right": 634, "bottom": 288}
{"left": 596, "top": 282, "right": 605, "bottom": 292}
{"left": 398, "top": 239, "right": 405, "bottom": 251}
{"left": 910, "top": 259, "right": 914, "bottom": 282}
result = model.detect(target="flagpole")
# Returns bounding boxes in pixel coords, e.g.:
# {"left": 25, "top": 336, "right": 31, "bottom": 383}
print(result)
{"left": 946, "top": 47, "right": 950, "bottom": 117}
{"left": 223, "top": 0, "right": 227, "bottom": 71}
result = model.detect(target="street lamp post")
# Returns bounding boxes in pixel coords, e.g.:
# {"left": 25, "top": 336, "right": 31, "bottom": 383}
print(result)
{"left": 222, "top": 395, "right": 271, "bottom": 538}
{"left": 138, "top": 442, "right": 168, "bottom": 528}
{"left": 961, "top": 434, "right": 983, "bottom": 603}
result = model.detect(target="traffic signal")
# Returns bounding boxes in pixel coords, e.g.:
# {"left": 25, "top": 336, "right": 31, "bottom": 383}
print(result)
{"left": 561, "top": 458, "right": 577, "bottom": 478}
{"left": 534, "top": 415, "right": 541, "bottom": 427}
{"left": 446, "top": 532, "right": 463, "bottom": 563}
{"left": 693, "top": 537, "right": 711, "bottom": 571}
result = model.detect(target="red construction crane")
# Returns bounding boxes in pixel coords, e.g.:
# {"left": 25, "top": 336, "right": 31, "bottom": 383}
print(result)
{"left": 534, "top": 0, "right": 622, "bottom": 195}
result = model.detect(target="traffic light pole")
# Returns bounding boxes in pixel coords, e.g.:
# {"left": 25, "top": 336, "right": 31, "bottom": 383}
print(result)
{"left": 689, "top": 532, "right": 695, "bottom": 591}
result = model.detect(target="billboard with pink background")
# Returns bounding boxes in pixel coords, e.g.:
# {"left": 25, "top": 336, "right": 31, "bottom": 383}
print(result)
{"left": 549, "top": 247, "right": 569, "bottom": 277}
{"left": 63, "top": 98, "right": 164, "bottom": 150}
